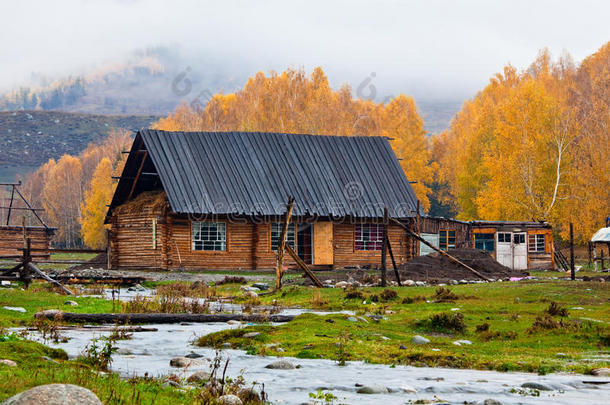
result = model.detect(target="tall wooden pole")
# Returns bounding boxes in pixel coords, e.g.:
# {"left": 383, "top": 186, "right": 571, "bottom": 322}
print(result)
{"left": 276, "top": 197, "right": 295, "bottom": 290}
{"left": 570, "top": 223, "right": 575, "bottom": 280}
{"left": 380, "top": 207, "right": 388, "bottom": 287}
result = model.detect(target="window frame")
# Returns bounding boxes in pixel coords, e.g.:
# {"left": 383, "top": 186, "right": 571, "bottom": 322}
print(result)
{"left": 474, "top": 232, "right": 495, "bottom": 252}
{"left": 528, "top": 234, "right": 546, "bottom": 253}
{"left": 191, "top": 221, "right": 227, "bottom": 252}
{"left": 270, "top": 222, "right": 296, "bottom": 252}
{"left": 354, "top": 224, "right": 384, "bottom": 251}
{"left": 439, "top": 229, "right": 456, "bottom": 251}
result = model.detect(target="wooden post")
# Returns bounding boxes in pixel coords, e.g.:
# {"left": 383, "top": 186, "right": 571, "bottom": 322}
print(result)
{"left": 570, "top": 223, "right": 575, "bottom": 280}
{"left": 601, "top": 249, "right": 605, "bottom": 271}
{"left": 106, "top": 229, "right": 112, "bottom": 270}
{"left": 6, "top": 185, "right": 15, "bottom": 226}
{"left": 386, "top": 234, "right": 401, "bottom": 286}
{"left": 593, "top": 244, "right": 598, "bottom": 272}
{"left": 276, "top": 197, "right": 295, "bottom": 290}
{"left": 380, "top": 208, "right": 388, "bottom": 287}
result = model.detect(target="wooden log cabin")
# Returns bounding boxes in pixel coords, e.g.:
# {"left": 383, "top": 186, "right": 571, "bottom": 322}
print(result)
{"left": 418, "top": 217, "right": 554, "bottom": 270}
{"left": 106, "top": 130, "right": 423, "bottom": 271}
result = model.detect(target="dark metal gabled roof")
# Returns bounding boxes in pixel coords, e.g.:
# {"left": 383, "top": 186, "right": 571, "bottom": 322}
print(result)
{"left": 111, "top": 129, "right": 421, "bottom": 219}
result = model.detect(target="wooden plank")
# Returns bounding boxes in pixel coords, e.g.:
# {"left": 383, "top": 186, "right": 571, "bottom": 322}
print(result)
{"left": 313, "top": 221, "right": 333, "bottom": 265}
{"left": 127, "top": 151, "right": 148, "bottom": 201}
{"left": 27, "top": 263, "right": 73, "bottom": 295}
{"left": 35, "top": 312, "right": 296, "bottom": 324}
{"left": 285, "top": 244, "right": 324, "bottom": 288}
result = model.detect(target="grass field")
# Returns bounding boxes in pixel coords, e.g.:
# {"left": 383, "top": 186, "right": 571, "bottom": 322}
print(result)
{"left": 200, "top": 280, "right": 610, "bottom": 375}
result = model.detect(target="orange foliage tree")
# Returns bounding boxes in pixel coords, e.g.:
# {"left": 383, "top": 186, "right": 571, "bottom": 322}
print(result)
{"left": 155, "top": 67, "right": 433, "bottom": 210}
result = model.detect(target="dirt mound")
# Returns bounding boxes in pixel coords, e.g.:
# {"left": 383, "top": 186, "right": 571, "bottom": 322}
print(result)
{"left": 397, "top": 248, "right": 528, "bottom": 282}
{"left": 69, "top": 252, "right": 107, "bottom": 271}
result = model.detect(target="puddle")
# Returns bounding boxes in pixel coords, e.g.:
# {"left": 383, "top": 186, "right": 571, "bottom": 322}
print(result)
{"left": 23, "top": 321, "right": 610, "bottom": 404}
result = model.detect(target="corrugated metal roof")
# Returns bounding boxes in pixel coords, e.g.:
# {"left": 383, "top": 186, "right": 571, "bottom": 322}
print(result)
{"left": 111, "top": 129, "right": 421, "bottom": 218}
{"left": 592, "top": 227, "right": 610, "bottom": 243}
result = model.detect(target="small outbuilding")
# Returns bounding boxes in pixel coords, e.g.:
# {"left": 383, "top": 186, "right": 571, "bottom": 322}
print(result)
{"left": 591, "top": 227, "right": 610, "bottom": 271}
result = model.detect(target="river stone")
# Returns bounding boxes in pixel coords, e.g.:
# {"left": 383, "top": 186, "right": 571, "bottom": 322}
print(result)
{"left": 187, "top": 371, "right": 212, "bottom": 383}
{"left": 116, "top": 348, "right": 133, "bottom": 355}
{"left": 403, "top": 280, "right": 415, "bottom": 286}
{"left": 64, "top": 300, "right": 78, "bottom": 306}
{"left": 226, "top": 320, "right": 241, "bottom": 325}
{"left": 185, "top": 352, "right": 203, "bottom": 359}
{"left": 265, "top": 360, "right": 295, "bottom": 369}
{"left": 2, "top": 306, "right": 26, "bottom": 313}
{"left": 243, "top": 332, "right": 260, "bottom": 338}
{"left": 347, "top": 317, "right": 358, "bottom": 322}
{"left": 35, "top": 309, "right": 62, "bottom": 318}
{"left": 483, "top": 400, "right": 502, "bottom": 405}
{"left": 412, "top": 335, "right": 430, "bottom": 344}
{"left": 521, "top": 382, "right": 553, "bottom": 391}
{"left": 169, "top": 357, "right": 201, "bottom": 368}
{"left": 0, "top": 359, "right": 17, "bottom": 367}
{"left": 217, "top": 394, "right": 243, "bottom": 405}
{"left": 356, "top": 384, "right": 389, "bottom": 394}
{"left": 591, "top": 367, "right": 610, "bottom": 376}
{"left": 401, "top": 384, "right": 417, "bottom": 393}
{"left": 252, "top": 282, "right": 269, "bottom": 291}
{"left": 334, "top": 281, "right": 348, "bottom": 288}
{"left": 414, "top": 281, "right": 426, "bottom": 286}
{"left": 455, "top": 339, "right": 472, "bottom": 345}
{"left": 245, "top": 291, "right": 259, "bottom": 298}
{"left": 2, "top": 384, "right": 102, "bottom": 405}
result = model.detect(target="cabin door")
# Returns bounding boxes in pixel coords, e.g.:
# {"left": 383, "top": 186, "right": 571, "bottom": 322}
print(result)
{"left": 512, "top": 232, "right": 527, "bottom": 270}
{"left": 297, "top": 223, "right": 313, "bottom": 264}
{"left": 496, "top": 232, "right": 513, "bottom": 268}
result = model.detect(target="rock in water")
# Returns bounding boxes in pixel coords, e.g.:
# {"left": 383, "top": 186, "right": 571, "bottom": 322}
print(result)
{"left": 265, "top": 360, "right": 295, "bottom": 369}
{"left": 411, "top": 335, "right": 430, "bottom": 344}
{"left": 169, "top": 357, "right": 201, "bottom": 368}
{"left": 217, "top": 395, "right": 243, "bottom": 405}
{"left": 521, "top": 382, "right": 553, "bottom": 391}
{"left": 187, "top": 371, "right": 212, "bottom": 383}
{"left": 483, "top": 400, "right": 503, "bottom": 405}
{"left": 2, "top": 384, "right": 102, "bottom": 405}
{"left": 591, "top": 368, "right": 610, "bottom": 376}
{"left": 356, "top": 384, "right": 389, "bottom": 394}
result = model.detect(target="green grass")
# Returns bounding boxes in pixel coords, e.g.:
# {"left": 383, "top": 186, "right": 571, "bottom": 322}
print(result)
{"left": 0, "top": 338, "right": 207, "bottom": 404}
{"left": 198, "top": 280, "right": 610, "bottom": 374}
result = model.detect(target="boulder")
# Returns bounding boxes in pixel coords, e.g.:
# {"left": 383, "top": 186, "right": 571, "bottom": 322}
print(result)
{"left": 217, "top": 394, "right": 243, "bottom": 405}
{"left": 521, "top": 382, "right": 553, "bottom": 391}
{"left": 169, "top": 357, "right": 202, "bottom": 368}
{"left": 252, "top": 282, "right": 269, "bottom": 291}
{"left": 2, "top": 384, "right": 102, "bottom": 405}
{"left": 265, "top": 360, "right": 295, "bottom": 370}
{"left": 356, "top": 384, "right": 389, "bottom": 394}
{"left": 0, "top": 359, "right": 17, "bottom": 367}
{"left": 187, "top": 371, "right": 212, "bottom": 383}
{"left": 591, "top": 367, "right": 610, "bottom": 377}
{"left": 411, "top": 335, "right": 430, "bottom": 345}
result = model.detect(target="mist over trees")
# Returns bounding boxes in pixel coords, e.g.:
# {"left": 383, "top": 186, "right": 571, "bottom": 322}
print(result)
{"left": 18, "top": 42, "right": 610, "bottom": 247}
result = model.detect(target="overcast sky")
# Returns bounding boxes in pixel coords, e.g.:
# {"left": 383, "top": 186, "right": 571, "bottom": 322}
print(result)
{"left": 1, "top": 0, "right": 609, "bottom": 101}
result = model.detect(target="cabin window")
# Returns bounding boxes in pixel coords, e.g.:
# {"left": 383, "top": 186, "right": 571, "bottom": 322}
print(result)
{"left": 474, "top": 233, "right": 494, "bottom": 252}
{"left": 271, "top": 223, "right": 295, "bottom": 251}
{"left": 355, "top": 224, "right": 383, "bottom": 250}
{"left": 192, "top": 222, "right": 226, "bottom": 251}
{"left": 439, "top": 230, "right": 456, "bottom": 251}
{"left": 528, "top": 234, "right": 545, "bottom": 253}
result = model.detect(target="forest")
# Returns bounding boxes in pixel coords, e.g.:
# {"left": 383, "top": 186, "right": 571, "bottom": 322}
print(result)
{"left": 14, "top": 42, "right": 610, "bottom": 248}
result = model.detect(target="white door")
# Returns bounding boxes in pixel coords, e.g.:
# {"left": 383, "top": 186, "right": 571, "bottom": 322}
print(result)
{"left": 512, "top": 232, "right": 527, "bottom": 270}
{"left": 496, "top": 232, "right": 513, "bottom": 268}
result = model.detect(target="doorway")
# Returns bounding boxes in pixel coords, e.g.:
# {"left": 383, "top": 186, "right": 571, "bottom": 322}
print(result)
{"left": 297, "top": 223, "right": 313, "bottom": 264}
{"left": 496, "top": 232, "right": 528, "bottom": 270}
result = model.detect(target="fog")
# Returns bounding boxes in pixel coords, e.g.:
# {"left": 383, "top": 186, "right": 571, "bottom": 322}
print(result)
{"left": 1, "top": 0, "right": 609, "bottom": 101}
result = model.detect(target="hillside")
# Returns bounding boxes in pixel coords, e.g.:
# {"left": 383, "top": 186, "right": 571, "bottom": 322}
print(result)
{"left": 0, "top": 111, "right": 159, "bottom": 182}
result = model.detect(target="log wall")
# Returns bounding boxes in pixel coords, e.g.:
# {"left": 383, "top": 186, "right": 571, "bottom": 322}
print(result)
{"left": 0, "top": 226, "right": 54, "bottom": 259}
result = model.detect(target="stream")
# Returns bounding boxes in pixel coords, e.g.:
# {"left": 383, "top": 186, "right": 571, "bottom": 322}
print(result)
{"left": 23, "top": 289, "right": 610, "bottom": 404}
